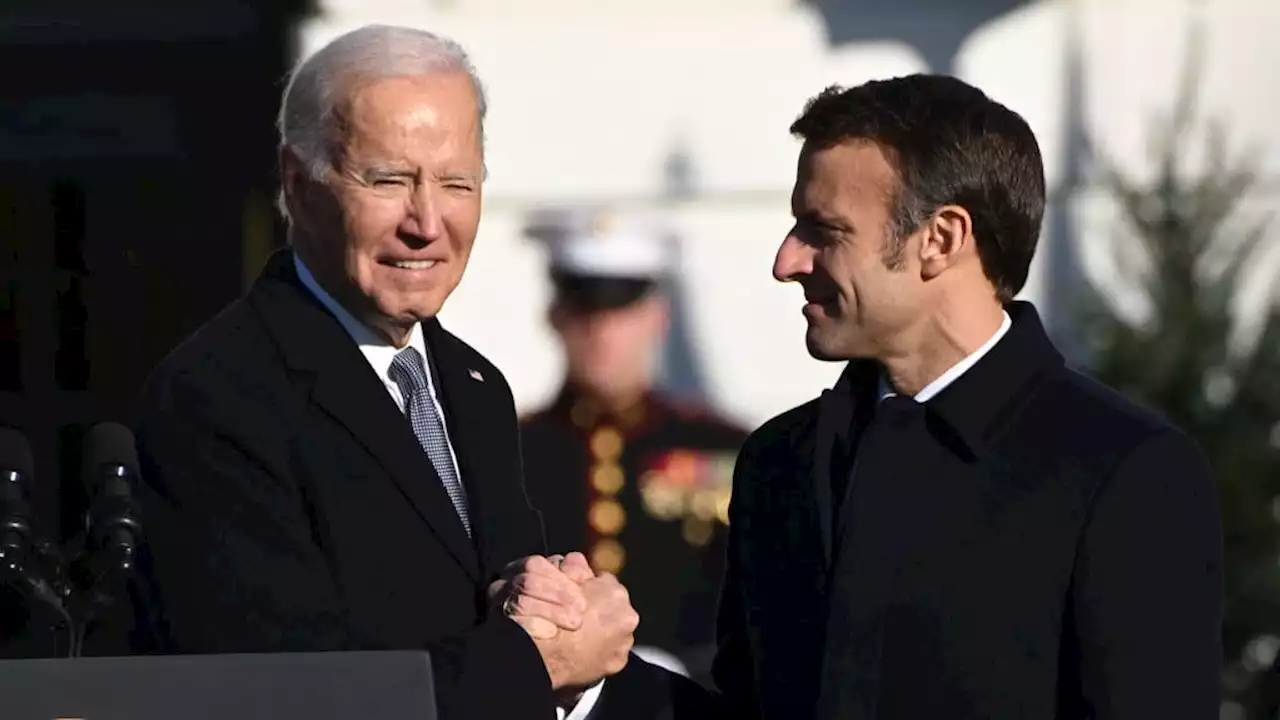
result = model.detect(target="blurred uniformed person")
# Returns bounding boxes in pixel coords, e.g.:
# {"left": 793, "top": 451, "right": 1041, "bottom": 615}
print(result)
{"left": 519, "top": 208, "right": 748, "bottom": 683}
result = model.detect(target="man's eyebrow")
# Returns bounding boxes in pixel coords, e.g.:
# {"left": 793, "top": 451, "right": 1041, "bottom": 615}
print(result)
{"left": 437, "top": 171, "right": 480, "bottom": 182}
{"left": 362, "top": 165, "right": 414, "bottom": 176}
{"left": 794, "top": 209, "right": 849, "bottom": 230}
{"left": 355, "top": 165, "right": 417, "bottom": 183}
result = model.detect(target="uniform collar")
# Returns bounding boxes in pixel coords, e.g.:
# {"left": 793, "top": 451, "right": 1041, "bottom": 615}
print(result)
{"left": 549, "top": 384, "right": 652, "bottom": 433}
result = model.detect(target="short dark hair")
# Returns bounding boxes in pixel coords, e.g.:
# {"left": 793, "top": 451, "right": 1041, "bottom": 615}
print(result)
{"left": 790, "top": 74, "right": 1045, "bottom": 303}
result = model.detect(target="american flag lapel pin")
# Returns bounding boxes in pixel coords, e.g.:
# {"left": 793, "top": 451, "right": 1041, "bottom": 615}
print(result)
{"left": 468, "top": 368, "right": 484, "bottom": 382}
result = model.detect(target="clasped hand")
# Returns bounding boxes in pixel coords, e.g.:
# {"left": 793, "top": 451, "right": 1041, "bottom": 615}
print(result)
{"left": 488, "top": 552, "right": 639, "bottom": 693}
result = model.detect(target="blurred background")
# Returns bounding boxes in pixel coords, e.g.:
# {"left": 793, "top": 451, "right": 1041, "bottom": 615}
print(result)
{"left": 2, "top": 0, "right": 1279, "bottom": 715}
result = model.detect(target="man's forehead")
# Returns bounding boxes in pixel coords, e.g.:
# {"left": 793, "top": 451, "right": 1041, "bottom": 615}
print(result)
{"left": 797, "top": 139, "right": 896, "bottom": 205}
{"left": 339, "top": 73, "right": 476, "bottom": 123}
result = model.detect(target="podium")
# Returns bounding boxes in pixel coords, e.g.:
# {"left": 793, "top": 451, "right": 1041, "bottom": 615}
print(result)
{"left": 0, "top": 650, "right": 436, "bottom": 720}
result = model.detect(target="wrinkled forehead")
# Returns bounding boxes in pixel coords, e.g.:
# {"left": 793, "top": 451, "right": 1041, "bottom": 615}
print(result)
{"left": 331, "top": 72, "right": 481, "bottom": 142}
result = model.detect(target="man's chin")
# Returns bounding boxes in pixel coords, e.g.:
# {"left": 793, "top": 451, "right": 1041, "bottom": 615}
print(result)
{"left": 804, "top": 327, "right": 865, "bottom": 363}
{"left": 804, "top": 332, "right": 845, "bottom": 362}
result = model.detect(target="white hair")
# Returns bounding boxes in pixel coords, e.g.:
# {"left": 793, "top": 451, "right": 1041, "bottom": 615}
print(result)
{"left": 275, "top": 24, "right": 488, "bottom": 221}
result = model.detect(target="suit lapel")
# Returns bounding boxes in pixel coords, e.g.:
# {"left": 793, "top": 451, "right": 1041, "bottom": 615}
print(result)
{"left": 810, "top": 389, "right": 843, "bottom": 567}
{"left": 811, "top": 361, "right": 878, "bottom": 569}
{"left": 421, "top": 320, "right": 511, "bottom": 580}
{"left": 308, "top": 370, "right": 482, "bottom": 580}
{"left": 250, "top": 251, "right": 481, "bottom": 581}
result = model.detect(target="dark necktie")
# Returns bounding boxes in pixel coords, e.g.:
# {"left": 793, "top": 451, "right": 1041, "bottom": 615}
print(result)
{"left": 389, "top": 346, "right": 472, "bottom": 537}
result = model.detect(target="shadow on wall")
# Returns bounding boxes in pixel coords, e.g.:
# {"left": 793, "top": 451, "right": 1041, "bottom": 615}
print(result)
{"left": 803, "top": 0, "right": 1035, "bottom": 73}
{"left": 656, "top": 258, "right": 708, "bottom": 407}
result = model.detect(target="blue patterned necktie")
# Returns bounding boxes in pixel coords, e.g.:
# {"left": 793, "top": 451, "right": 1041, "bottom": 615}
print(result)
{"left": 389, "top": 346, "right": 472, "bottom": 537}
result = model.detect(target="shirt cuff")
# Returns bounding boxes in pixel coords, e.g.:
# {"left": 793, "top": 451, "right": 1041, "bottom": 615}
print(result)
{"left": 556, "top": 678, "right": 606, "bottom": 720}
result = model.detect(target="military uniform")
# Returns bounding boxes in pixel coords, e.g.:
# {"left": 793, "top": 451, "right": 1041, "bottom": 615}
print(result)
{"left": 518, "top": 207, "right": 749, "bottom": 680}
{"left": 520, "top": 387, "right": 746, "bottom": 679}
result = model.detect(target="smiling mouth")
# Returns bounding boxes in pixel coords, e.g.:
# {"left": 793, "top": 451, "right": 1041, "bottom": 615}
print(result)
{"left": 382, "top": 259, "right": 438, "bottom": 270}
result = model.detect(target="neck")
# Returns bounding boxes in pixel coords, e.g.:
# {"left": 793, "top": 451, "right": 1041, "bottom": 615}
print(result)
{"left": 375, "top": 323, "right": 415, "bottom": 349}
{"left": 572, "top": 380, "right": 648, "bottom": 416}
{"left": 880, "top": 294, "right": 1005, "bottom": 397}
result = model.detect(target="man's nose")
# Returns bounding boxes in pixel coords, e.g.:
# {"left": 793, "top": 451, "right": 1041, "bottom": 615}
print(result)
{"left": 773, "top": 232, "right": 813, "bottom": 282}
{"left": 404, "top": 184, "right": 444, "bottom": 240}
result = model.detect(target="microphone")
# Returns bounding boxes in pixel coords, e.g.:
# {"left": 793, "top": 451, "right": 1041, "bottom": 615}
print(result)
{"left": 0, "top": 427, "right": 35, "bottom": 578}
{"left": 81, "top": 422, "right": 144, "bottom": 583}
{"left": 0, "top": 427, "right": 72, "bottom": 655}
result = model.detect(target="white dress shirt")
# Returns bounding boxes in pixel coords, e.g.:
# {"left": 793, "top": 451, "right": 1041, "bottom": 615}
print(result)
{"left": 878, "top": 311, "right": 1013, "bottom": 402}
{"left": 294, "top": 256, "right": 601, "bottom": 720}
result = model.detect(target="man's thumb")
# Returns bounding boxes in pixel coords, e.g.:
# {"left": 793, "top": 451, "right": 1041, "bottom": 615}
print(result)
{"left": 561, "top": 551, "right": 595, "bottom": 582}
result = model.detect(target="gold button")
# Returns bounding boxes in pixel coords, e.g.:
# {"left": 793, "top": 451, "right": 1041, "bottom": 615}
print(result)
{"left": 589, "top": 498, "right": 626, "bottom": 535}
{"left": 591, "top": 464, "right": 625, "bottom": 495}
{"left": 682, "top": 517, "right": 714, "bottom": 547}
{"left": 591, "top": 538, "right": 625, "bottom": 573}
{"left": 589, "top": 427, "right": 623, "bottom": 461}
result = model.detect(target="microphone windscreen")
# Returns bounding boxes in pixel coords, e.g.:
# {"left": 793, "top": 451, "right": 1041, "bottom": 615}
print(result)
{"left": 83, "top": 422, "right": 139, "bottom": 480}
{"left": 0, "top": 427, "right": 34, "bottom": 480}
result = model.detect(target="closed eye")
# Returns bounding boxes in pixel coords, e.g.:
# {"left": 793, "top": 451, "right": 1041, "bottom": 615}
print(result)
{"left": 794, "top": 218, "right": 842, "bottom": 248}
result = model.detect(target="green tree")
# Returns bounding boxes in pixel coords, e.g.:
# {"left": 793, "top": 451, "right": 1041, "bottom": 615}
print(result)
{"left": 1073, "top": 35, "right": 1280, "bottom": 715}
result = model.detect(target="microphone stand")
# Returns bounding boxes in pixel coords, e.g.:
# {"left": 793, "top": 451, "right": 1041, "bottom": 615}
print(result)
{"left": 65, "top": 521, "right": 141, "bottom": 659}
{"left": 0, "top": 541, "right": 76, "bottom": 658}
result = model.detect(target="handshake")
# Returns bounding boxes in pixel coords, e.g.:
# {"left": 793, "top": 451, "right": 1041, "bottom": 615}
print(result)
{"left": 488, "top": 552, "right": 639, "bottom": 702}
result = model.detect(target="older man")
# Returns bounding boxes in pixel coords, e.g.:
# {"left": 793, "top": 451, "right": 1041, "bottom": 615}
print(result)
{"left": 128, "top": 25, "right": 636, "bottom": 720}
{"left": 507, "top": 74, "right": 1223, "bottom": 720}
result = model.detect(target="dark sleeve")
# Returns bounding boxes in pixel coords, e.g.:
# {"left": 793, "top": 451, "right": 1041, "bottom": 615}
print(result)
{"left": 707, "top": 442, "right": 761, "bottom": 720}
{"left": 1069, "top": 430, "right": 1223, "bottom": 719}
{"left": 131, "top": 368, "right": 556, "bottom": 720}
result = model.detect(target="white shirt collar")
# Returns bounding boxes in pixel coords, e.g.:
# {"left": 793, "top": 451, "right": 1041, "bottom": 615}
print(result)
{"left": 292, "top": 253, "right": 428, "bottom": 381}
{"left": 878, "top": 310, "right": 1013, "bottom": 403}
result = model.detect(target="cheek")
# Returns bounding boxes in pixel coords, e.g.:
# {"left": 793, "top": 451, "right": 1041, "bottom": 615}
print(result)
{"left": 442, "top": 200, "right": 481, "bottom": 257}
{"left": 344, "top": 199, "right": 405, "bottom": 252}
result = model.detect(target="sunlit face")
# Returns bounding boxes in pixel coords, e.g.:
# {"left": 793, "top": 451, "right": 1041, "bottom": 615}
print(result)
{"left": 774, "top": 140, "right": 926, "bottom": 361}
{"left": 552, "top": 295, "right": 667, "bottom": 400}
{"left": 283, "top": 72, "right": 484, "bottom": 343}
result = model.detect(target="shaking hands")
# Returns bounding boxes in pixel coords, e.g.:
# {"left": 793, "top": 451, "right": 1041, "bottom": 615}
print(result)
{"left": 489, "top": 552, "right": 639, "bottom": 693}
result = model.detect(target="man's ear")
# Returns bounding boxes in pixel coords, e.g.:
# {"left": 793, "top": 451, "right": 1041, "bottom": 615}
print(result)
{"left": 279, "top": 146, "right": 311, "bottom": 222}
{"left": 918, "top": 204, "right": 975, "bottom": 280}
